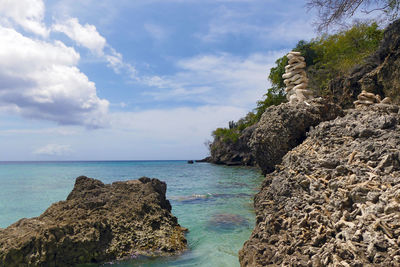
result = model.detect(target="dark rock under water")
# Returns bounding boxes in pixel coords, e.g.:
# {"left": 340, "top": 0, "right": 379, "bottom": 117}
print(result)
{"left": 207, "top": 213, "right": 249, "bottom": 231}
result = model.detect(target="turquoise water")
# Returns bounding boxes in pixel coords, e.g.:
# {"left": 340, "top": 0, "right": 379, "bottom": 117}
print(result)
{"left": 0, "top": 161, "right": 263, "bottom": 266}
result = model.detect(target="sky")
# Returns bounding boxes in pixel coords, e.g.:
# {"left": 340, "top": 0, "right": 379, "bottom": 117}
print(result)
{"left": 0, "top": 0, "right": 320, "bottom": 161}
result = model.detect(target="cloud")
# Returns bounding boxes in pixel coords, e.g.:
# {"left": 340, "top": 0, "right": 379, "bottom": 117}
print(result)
{"left": 52, "top": 18, "right": 106, "bottom": 56}
{"left": 0, "top": 127, "right": 78, "bottom": 136}
{"left": 33, "top": 144, "right": 72, "bottom": 156}
{"left": 0, "top": 26, "right": 109, "bottom": 127}
{"left": 53, "top": 17, "right": 137, "bottom": 77}
{"left": 198, "top": 3, "right": 315, "bottom": 44}
{"left": 0, "top": 0, "right": 48, "bottom": 37}
{"left": 141, "top": 50, "right": 287, "bottom": 108}
{"left": 144, "top": 23, "right": 168, "bottom": 40}
{"left": 109, "top": 105, "right": 248, "bottom": 141}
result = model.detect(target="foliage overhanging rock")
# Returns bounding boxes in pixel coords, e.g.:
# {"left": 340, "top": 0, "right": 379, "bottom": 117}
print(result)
{"left": 328, "top": 19, "right": 400, "bottom": 108}
{"left": 208, "top": 124, "right": 256, "bottom": 166}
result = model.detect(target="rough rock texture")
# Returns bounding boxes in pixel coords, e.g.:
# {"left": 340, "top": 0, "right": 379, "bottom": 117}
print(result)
{"left": 209, "top": 124, "right": 256, "bottom": 166}
{"left": 0, "top": 176, "right": 187, "bottom": 267}
{"left": 329, "top": 19, "right": 400, "bottom": 108}
{"left": 240, "top": 105, "right": 400, "bottom": 266}
{"left": 250, "top": 98, "right": 343, "bottom": 174}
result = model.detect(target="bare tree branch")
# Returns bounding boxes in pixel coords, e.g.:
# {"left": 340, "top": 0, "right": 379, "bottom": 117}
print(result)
{"left": 307, "top": 0, "right": 400, "bottom": 31}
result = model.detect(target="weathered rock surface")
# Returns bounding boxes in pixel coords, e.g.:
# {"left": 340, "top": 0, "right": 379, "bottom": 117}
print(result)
{"left": 0, "top": 176, "right": 187, "bottom": 267}
{"left": 329, "top": 19, "right": 400, "bottom": 108}
{"left": 250, "top": 98, "right": 343, "bottom": 174}
{"left": 240, "top": 105, "right": 400, "bottom": 266}
{"left": 209, "top": 124, "right": 256, "bottom": 166}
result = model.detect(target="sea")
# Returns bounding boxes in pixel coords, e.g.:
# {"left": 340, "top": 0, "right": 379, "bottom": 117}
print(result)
{"left": 0, "top": 160, "right": 264, "bottom": 267}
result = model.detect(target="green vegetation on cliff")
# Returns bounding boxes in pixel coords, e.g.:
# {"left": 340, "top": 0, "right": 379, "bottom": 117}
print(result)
{"left": 210, "top": 21, "right": 383, "bottom": 148}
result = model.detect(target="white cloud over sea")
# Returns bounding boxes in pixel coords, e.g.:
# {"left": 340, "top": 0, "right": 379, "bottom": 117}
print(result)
{"left": 33, "top": 144, "right": 72, "bottom": 156}
{"left": 0, "top": 0, "right": 319, "bottom": 160}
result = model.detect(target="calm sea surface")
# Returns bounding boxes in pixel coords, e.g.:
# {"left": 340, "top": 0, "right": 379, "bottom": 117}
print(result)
{"left": 0, "top": 161, "right": 263, "bottom": 267}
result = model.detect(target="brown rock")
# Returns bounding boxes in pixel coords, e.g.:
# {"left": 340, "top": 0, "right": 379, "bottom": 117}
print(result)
{"left": 0, "top": 176, "right": 187, "bottom": 266}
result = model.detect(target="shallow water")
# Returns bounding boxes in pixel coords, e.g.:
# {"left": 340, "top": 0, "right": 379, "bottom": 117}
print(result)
{"left": 0, "top": 161, "right": 263, "bottom": 266}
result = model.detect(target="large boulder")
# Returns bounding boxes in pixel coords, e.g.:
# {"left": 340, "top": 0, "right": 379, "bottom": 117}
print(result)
{"left": 240, "top": 105, "right": 400, "bottom": 266}
{"left": 209, "top": 124, "right": 256, "bottom": 166}
{"left": 0, "top": 176, "right": 187, "bottom": 266}
{"left": 329, "top": 19, "right": 400, "bottom": 108}
{"left": 250, "top": 98, "right": 342, "bottom": 174}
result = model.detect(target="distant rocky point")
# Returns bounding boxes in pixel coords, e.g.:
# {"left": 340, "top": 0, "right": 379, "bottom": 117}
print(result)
{"left": 0, "top": 176, "right": 187, "bottom": 267}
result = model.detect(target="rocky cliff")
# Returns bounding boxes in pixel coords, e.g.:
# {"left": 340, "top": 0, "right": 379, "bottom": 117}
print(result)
{"left": 239, "top": 104, "right": 400, "bottom": 266}
{"left": 208, "top": 124, "right": 256, "bottom": 166}
{"left": 329, "top": 19, "right": 400, "bottom": 108}
{"left": 0, "top": 176, "right": 187, "bottom": 266}
{"left": 250, "top": 98, "right": 343, "bottom": 174}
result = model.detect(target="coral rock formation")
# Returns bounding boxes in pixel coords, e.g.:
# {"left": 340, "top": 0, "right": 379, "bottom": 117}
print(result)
{"left": 283, "top": 51, "right": 313, "bottom": 104}
{"left": 208, "top": 124, "right": 256, "bottom": 166}
{"left": 250, "top": 98, "right": 343, "bottom": 174}
{"left": 0, "top": 176, "right": 187, "bottom": 267}
{"left": 240, "top": 104, "right": 400, "bottom": 266}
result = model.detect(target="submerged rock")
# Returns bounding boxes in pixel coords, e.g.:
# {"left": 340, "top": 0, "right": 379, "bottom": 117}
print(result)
{"left": 208, "top": 213, "right": 249, "bottom": 231}
{"left": 250, "top": 98, "right": 343, "bottom": 174}
{"left": 240, "top": 105, "right": 400, "bottom": 266}
{"left": 0, "top": 176, "right": 187, "bottom": 267}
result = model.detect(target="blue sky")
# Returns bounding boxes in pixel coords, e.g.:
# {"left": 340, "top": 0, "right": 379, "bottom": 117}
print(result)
{"left": 0, "top": 0, "right": 319, "bottom": 160}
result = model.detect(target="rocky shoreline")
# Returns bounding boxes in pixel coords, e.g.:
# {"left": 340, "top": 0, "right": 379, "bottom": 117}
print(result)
{"left": 206, "top": 18, "right": 400, "bottom": 267}
{"left": 0, "top": 176, "right": 187, "bottom": 266}
{"left": 239, "top": 104, "right": 400, "bottom": 266}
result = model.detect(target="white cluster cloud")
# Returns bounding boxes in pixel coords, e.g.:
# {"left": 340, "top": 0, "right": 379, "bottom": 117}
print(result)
{"left": 53, "top": 18, "right": 137, "bottom": 76}
{"left": 33, "top": 144, "right": 72, "bottom": 156}
{"left": 52, "top": 18, "right": 106, "bottom": 56}
{"left": 0, "top": 26, "right": 109, "bottom": 127}
{"left": 0, "top": 0, "right": 119, "bottom": 128}
{"left": 0, "top": 0, "right": 48, "bottom": 37}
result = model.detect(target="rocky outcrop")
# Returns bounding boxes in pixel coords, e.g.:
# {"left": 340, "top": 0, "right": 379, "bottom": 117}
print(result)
{"left": 250, "top": 98, "right": 343, "bottom": 174}
{"left": 0, "top": 176, "right": 187, "bottom": 267}
{"left": 329, "top": 19, "right": 400, "bottom": 108}
{"left": 240, "top": 104, "right": 400, "bottom": 266}
{"left": 209, "top": 124, "right": 256, "bottom": 166}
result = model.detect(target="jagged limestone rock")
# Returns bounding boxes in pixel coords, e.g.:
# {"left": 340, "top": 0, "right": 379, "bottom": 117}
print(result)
{"left": 250, "top": 98, "right": 343, "bottom": 174}
{"left": 240, "top": 105, "right": 400, "bottom": 266}
{"left": 0, "top": 176, "right": 187, "bottom": 267}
